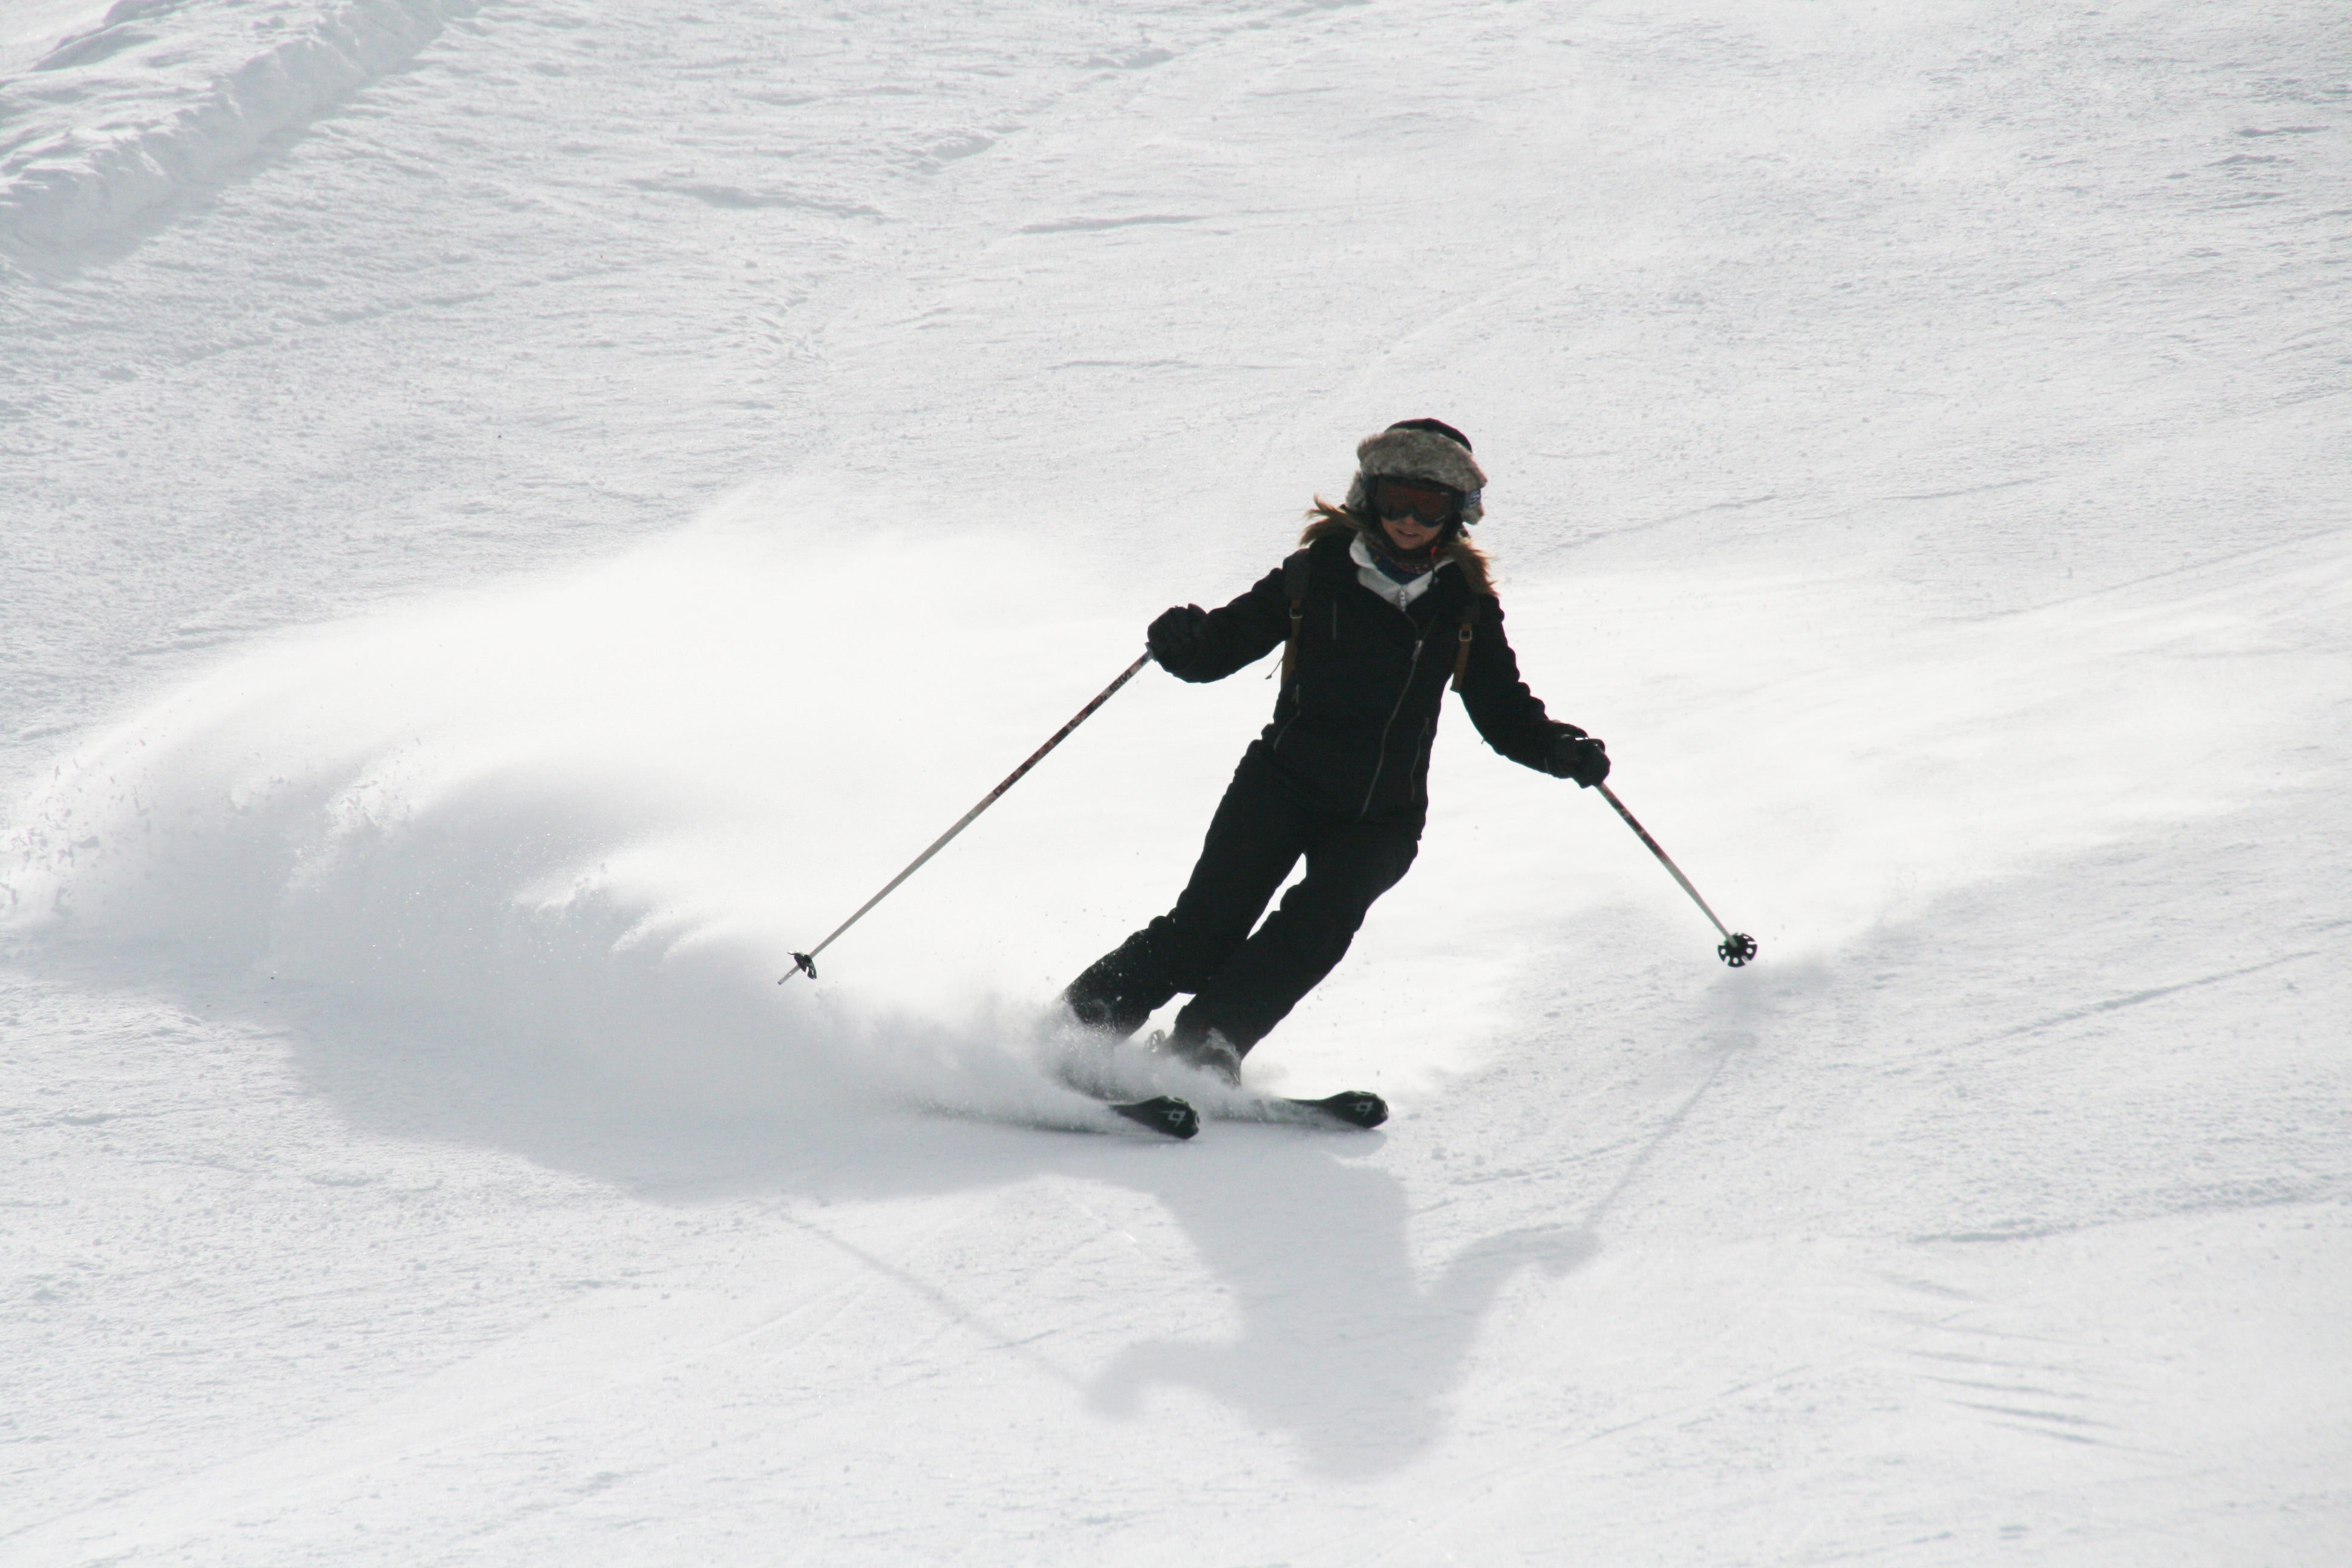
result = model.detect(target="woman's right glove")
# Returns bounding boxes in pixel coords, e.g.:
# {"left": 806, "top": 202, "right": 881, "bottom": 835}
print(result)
{"left": 1543, "top": 725, "right": 1610, "bottom": 788}
{"left": 1147, "top": 604, "right": 1210, "bottom": 672}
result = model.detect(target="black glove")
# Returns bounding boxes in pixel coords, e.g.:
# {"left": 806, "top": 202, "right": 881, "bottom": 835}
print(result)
{"left": 1544, "top": 726, "right": 1610, "bottom": 788}
{"left": 1147, "top": 604, "right": 1210, "bottom": 671}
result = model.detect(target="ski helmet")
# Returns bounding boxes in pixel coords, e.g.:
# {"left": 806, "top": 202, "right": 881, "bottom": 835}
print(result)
{"left": 1345, "top": 418, "right": 1486, "bottom": 527}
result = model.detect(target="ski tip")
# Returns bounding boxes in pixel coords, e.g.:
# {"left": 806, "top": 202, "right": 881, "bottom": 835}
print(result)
{"left": 1110, "top": 1094, "right": 1200, "bottom": 1140}
{"left": 1305, "top": 1091, "right": 1388, "bottom": 1129}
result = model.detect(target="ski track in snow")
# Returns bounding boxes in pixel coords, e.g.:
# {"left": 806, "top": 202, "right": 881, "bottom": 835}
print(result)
{"left": 3, "top": 1, "right": 2350, "bottom": 1564}
{"left": 0, "top": 0, "right": 479, "bottom": 255}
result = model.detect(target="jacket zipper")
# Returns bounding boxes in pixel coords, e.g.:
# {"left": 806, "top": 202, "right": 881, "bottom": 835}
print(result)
{"left": 1357, "top": 632, "right": 1428, "bottom": 820}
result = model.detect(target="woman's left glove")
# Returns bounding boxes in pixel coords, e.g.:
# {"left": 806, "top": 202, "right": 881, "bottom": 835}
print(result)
{"left": 1544, "top": 726, "right": 1610, "bottom": 788}
{"left": 1148, "top": 604, "right": 1210, "bottom": 671}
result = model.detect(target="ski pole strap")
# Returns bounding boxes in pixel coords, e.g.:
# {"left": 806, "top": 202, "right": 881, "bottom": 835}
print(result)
{"left": 779, "top": 650, "right": 1153, "bottom": 984}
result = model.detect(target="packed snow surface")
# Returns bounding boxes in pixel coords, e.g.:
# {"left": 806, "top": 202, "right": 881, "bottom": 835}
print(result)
{"left": 4, "top": 2, "right": 2348, "bottom": 1563}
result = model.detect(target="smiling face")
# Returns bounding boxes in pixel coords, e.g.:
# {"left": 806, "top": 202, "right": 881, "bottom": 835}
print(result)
{"left": 1379, "top": 510, "right": 1444, "bottom": 554}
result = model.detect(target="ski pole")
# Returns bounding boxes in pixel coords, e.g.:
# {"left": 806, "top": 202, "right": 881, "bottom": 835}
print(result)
{"left": 1593, "top": 782, "right": 1757, "bottom": 967}
{"left": 779, "top": 650, "right": 1154, "bottom": 984}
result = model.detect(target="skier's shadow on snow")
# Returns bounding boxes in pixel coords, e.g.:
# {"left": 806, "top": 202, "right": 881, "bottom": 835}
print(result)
{"left": 1074, "top": 996, "right": 1750, "bottom": 1476}
{"left": 246, "top": 979, "right": 1598, "bottom": 1477}
{"left": 285, "top": 1012, "right": 1590, "bottom": 1477}
{"left": 1088, "top": 1142, "right": 1597, "bottom": 1478}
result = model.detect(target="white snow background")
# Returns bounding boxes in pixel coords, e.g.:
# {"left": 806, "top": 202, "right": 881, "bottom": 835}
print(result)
{"left": 3, "top": 1, "right": 2348, "bottom": 1563}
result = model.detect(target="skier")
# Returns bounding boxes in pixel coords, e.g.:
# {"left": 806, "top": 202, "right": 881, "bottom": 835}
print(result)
{"left": 1060, "top": 419, "right": 1611, "bottom": 1081}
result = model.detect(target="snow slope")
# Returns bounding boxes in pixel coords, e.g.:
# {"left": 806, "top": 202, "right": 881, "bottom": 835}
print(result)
{"left": 4, "top": 2, "right": 2348, "bottom": 1563}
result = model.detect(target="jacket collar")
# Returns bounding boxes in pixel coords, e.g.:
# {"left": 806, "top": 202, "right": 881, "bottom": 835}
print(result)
{"left": 1348, "top": 534, "right": 1440, "bottom": 610}
{"left": 1301, "top": 514, "right": 1492, "bottom": 603}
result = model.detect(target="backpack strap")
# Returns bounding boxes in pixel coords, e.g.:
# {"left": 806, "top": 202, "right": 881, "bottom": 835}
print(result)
{"left": 1279, "top": 549, "right": 1312, "bottom": 688}
{"left": 1451, "top": 607, "right": 1474, "bottom": 691}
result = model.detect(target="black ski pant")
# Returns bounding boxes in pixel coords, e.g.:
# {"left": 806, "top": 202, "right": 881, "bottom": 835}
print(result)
{"left": 1062, "top": 754, "right": 1419, "bottom": 1054}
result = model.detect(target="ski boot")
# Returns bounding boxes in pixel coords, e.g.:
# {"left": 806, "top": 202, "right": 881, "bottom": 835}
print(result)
{"left": 1149, "top": 1025, "right": 1244, "bottom": 1085}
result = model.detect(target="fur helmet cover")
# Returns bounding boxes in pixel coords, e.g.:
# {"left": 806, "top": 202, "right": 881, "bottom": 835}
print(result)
{"left": 1342, "top": 419, "right": 1488, "bottom": 526}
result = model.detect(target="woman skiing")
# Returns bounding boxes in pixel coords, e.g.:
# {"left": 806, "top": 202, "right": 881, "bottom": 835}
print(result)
{"left": 1062, "top": 419, "right": 1610, "bottom": 1080}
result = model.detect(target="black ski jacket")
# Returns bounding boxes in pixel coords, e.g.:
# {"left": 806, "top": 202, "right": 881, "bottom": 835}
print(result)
{"left": 1157, "top": 529, "right": 1573, "bottom": 826}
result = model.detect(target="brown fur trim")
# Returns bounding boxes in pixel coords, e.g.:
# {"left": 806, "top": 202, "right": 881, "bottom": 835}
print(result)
{"left": 1301, "top": 500, "right": 1495, "bottom": 598}
{"left": 1357, "top": 426, "right": 1486, "bottom": 495}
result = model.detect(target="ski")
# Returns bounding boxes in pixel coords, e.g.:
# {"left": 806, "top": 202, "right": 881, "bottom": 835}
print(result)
{"left": 1044, "top": 1034, "right": 1375, "bottom": 1135}
{"left": 1106, "top": 1094, "right": 1200, "bottom": 1139}
{"left": 1209, "top": 1089, "right": 1388, "bottom": 1130}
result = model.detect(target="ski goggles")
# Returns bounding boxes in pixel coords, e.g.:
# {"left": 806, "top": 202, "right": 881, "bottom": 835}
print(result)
{"left": 1370, "top": 475, "right": 1462, "bottom": 528}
